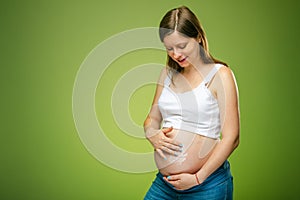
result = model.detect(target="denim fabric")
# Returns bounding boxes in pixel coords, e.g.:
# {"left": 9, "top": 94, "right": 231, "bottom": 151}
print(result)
{"left": 144, "top": 161, "right": 233, "bottom": 200}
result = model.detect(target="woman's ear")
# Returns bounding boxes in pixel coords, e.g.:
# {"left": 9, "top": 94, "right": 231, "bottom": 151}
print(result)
{"left": 198, "top": 37, "right": 202, "bottom": 44}
{"left": 196, "top": 35, "right": 202, "bottom": 43}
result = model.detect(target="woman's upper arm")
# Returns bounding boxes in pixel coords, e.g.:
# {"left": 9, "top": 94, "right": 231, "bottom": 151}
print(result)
{"left": 144, "top": 67, "right": 168, "bottom": 126}
{"left": 152, "top": 67, "right": 168, "bottom": 104}
{"left": 216, "top": 66, "right": 240, "bottom": 141}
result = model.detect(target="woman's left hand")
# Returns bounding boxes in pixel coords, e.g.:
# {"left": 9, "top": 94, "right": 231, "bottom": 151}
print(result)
{"left": 163, "top": 173, "right": 200, "bottom": 190}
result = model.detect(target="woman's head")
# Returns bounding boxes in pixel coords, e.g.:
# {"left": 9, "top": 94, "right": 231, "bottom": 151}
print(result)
{"left": 159, "top": 6, "right": 226, "bottom": 72}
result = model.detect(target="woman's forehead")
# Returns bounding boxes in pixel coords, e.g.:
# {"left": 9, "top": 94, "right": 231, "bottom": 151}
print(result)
{"left": 163, "top": 31, "right": 190, "bottom": 45}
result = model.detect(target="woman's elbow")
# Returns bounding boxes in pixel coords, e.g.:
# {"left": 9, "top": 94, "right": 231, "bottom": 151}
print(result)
{"left": 143, "top": 115, "right": 151, "bottom": 129}
{"left": 233, "top": 136, "right": 240, "bottom": 149}
{"left": 223, "top": 129, "right": 240, "bottom": 149}
{"left": 232, "top": 130, "right": 240, "bottom": 149}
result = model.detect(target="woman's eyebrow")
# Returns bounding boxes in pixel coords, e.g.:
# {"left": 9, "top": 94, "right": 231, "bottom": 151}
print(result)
{"left": 176, "top": 42, "right": 187, "bottom": 46}
{"left": 164, "top": 42, "right": 187, "bottom": 48}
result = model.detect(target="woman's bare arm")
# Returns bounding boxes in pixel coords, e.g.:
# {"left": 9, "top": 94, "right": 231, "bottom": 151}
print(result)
{"left": 144, "top": 67, "right": 182, "bottom": 159}
{"left": 195, "top": 66, "right": 240, "bottom": 183}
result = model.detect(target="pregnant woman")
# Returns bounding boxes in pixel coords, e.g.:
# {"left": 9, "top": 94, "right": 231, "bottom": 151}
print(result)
{"left": 144, "top": 6, "right": 240, "bottom": 200}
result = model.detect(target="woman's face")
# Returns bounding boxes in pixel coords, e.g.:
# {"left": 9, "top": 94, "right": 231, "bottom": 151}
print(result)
{"left": 163, "top": 31, "right": 200, "bottom": 69}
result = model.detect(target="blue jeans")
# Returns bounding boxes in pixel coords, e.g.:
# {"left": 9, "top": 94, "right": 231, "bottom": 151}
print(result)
{"left": 144, "top": 161, "right": 233, "bottom": 200}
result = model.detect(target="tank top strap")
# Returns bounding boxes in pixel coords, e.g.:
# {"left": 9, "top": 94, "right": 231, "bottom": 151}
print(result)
{"left": 203, "top": 64, "right": 223, "bottom": 86}
{"left": 163, "top": 74, "right": 172, "bottom": 86}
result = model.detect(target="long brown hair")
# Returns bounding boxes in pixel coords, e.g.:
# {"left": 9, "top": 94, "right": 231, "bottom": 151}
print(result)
{"left": 159, "top": 6, "right": 228, "bottom": 72}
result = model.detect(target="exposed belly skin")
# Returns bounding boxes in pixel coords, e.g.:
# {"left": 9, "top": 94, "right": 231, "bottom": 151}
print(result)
{"left": 155, "top": 129, "right": 219, "bottom": 176}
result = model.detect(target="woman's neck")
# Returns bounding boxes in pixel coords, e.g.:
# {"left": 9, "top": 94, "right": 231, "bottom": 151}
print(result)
{"left": 181, "top": 57, "right": 205, "bottom": 76}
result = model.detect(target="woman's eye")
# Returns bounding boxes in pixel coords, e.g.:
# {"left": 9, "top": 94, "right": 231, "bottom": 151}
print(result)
{"left": 179, "top": 45, "right": 186, "bottom": 49}
{"left": 166, "top": 47, "right": 173, "bottom": 51}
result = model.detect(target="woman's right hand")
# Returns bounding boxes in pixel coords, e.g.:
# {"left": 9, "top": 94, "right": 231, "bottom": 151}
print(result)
{"left": 146, "top": 127, "right": 183, "bottom": 159}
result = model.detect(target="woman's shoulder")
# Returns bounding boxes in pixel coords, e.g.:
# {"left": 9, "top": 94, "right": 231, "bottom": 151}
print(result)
{"left": 214, "top": 64, "right": 238, "bottom": 91}
{"left": 216, "top": 64, "right": 235, "bottom": 80}
{"left": 158, "top": 66, "right": 172, "bottom": 86}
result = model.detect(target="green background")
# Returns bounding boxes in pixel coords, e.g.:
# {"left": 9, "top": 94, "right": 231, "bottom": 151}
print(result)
{"left": 1, "top": 0, "right": 300, "bottom": 199}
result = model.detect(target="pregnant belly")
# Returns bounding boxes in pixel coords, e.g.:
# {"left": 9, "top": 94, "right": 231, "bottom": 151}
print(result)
{"left": 155, "top": 129, "right": 219, "bottom": 176}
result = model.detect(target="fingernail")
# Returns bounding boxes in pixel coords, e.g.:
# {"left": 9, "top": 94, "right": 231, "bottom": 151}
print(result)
{"left": 179, "top": 143, "right": 183, "bottom": 147}
{"left": 164, "top": 157, "right": 167, "bottom": 160}
{"left": 167, "top": 176, "right": 171, "bottom": 180}
{"left": 174, "top": 152, "right": 178, "bottom": 156}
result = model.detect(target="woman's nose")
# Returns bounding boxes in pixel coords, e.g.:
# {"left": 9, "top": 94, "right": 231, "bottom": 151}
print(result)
{"left": 173, "top": 49, "right": 182, "bottom": 59}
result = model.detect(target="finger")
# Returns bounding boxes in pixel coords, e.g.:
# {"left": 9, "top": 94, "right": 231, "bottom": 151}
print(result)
{"left": 168, "top": 180, "right": 180, "bottom": 188}
{"left": 164, "top": 137, "right": 183, "bottom": 148}
{"left": 155, "top": 148, "right": 167, "bottom": 160}
{"left": 164, "top": 177, "right": 181, "bottom": 188}
{"left": 161, "top": 126, "right": 173, "bottom": 134}
{"left": 166, "top": 174, "right": 180, "bottom": 181}
{"left": 162, "top": 142, "right": 182, "bottom": 152}
{"left": 161, "top": 146, "right": 178, "bottom": 156}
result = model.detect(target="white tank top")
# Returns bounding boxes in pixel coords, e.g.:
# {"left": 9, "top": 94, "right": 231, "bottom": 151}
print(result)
{"left": 158, "top": 64, "right": 223, "bottom": 139}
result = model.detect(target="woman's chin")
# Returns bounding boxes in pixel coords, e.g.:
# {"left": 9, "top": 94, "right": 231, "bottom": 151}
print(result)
{"left": 178, "top": 62, "right": 191, "bottom": 68}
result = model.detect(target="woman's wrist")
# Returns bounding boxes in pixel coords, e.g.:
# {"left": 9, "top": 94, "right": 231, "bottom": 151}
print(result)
{"left": 194, "top": 170, "right": 207, "bottom": 185}
{"left": 144, "top": 127, "right": 160, "bottom": 138}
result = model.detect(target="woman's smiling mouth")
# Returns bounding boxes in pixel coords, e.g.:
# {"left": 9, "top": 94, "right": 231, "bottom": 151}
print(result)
{"left": 178, "top": 56, "right": 188, "bottom": 63}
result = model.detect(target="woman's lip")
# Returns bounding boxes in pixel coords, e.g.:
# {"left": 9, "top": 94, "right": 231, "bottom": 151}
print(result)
{"left": 178, "top": 57, "right": 188, "bottom": 63}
